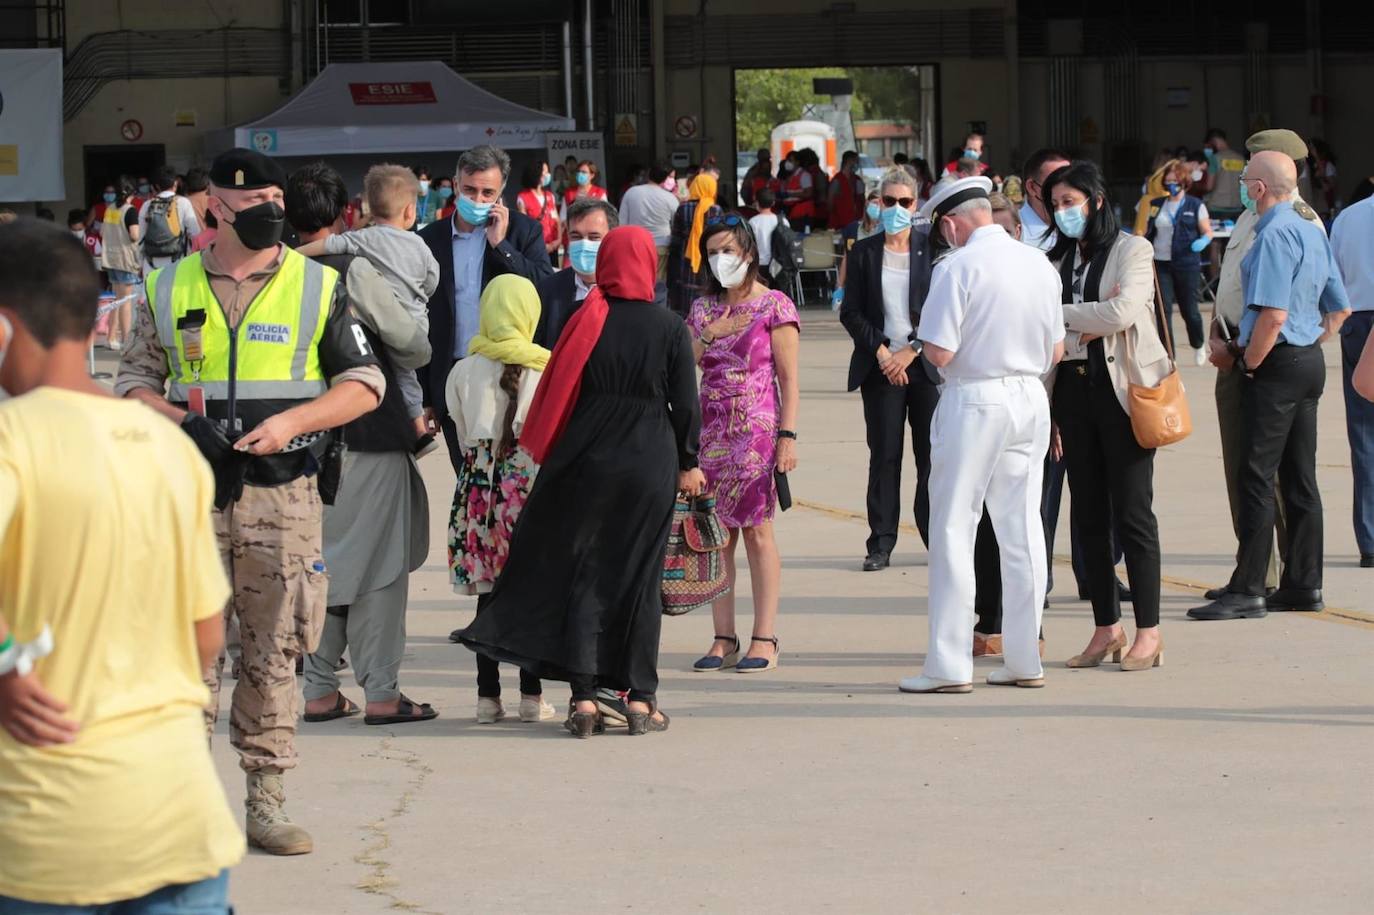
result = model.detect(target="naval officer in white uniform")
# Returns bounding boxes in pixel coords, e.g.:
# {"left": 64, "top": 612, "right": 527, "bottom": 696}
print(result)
{"left": 899, "top": 177, "right": 1065, "bottom": 693}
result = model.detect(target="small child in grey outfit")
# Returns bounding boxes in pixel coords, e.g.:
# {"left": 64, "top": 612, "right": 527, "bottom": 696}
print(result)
{"left": 299, "top": 164, "right": 440, "bottom": 451}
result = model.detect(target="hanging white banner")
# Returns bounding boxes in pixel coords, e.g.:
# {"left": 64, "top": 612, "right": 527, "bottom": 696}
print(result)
{"left": 0, "top": 49, "right": 64, "bottom": 203}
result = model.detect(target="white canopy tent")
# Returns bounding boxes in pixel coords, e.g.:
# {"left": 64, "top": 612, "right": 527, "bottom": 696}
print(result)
{"left": 224, "top": 61, "right": 573, "bottom": 157}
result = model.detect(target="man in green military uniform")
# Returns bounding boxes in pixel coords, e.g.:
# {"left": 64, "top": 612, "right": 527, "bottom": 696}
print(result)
{"left": 116, "top": 148, "right": 384, "bottom": 856}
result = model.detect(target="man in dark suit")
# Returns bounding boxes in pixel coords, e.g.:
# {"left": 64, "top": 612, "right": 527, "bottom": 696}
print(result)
{"left": 534, "top": 196, "right": 618, "bottom": 347}
{"left": 418, "top": 145, "right": 554, "bottom": 471}
{"left": 839, "top": 171, "right": 942, "bottom": 572}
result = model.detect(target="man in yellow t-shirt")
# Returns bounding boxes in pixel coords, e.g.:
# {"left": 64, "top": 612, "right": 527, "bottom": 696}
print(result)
{"left": 0, "top": 220, "right": 244, "bottom": 912}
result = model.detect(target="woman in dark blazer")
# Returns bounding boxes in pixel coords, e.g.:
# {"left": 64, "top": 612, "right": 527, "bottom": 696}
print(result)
{"left": 839, "top": 167, "right": 940, "bottom": 572}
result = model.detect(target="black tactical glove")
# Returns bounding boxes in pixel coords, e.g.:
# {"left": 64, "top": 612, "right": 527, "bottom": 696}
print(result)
{"left": 180, "top": 413, "right": 249, "bottom": 510}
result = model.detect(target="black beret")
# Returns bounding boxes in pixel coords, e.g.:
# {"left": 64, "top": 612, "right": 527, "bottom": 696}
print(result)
{"left": 209, "top": 148, "right": 288, "bottom": 191}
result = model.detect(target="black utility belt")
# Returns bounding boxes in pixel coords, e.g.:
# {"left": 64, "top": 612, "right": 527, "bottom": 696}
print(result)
{"left": 246, "top": 447, "right": 321, "bottom": 487}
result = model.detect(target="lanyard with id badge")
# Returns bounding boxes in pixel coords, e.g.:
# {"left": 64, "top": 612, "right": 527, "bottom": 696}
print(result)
{"left": 177, "top": 308, "right": 211, "bottom": 418}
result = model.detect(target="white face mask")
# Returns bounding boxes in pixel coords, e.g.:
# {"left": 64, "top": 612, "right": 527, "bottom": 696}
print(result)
{"left": 1190, "top": 169, "right": 1204, "bottom": 182}
{"left": 708, "top": 252, "right": 750, "bottom": 289}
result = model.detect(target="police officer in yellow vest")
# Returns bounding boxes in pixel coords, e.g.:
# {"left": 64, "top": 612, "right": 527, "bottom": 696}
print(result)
{"left": 115, "top": 148, "right": 384, "bottom": 856}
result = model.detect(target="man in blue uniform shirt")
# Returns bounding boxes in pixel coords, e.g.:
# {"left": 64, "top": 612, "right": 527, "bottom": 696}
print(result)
{"left": 1190, "top": 151, "right": 1351, "bottom": 620}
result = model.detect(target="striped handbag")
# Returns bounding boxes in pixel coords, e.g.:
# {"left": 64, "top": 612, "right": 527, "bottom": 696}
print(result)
{"left": 661, "top": 494, "right": 730, "bottom": 615}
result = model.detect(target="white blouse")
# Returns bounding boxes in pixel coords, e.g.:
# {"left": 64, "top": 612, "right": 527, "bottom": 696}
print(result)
{"left": 881, "top": 247, "right": 913, "bottom": 347}
{"left": 445, "top": 354, "right": 544, "bottom": 448}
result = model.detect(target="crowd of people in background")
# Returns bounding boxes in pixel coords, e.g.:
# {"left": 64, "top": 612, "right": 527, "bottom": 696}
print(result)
{"left": 3, "top": 114, "right": 1374, "bottom": 913}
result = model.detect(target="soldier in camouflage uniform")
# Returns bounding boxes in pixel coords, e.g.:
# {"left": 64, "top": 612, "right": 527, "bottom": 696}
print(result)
{"left": 115, "top": 148, "right": 384, "bottom": 856}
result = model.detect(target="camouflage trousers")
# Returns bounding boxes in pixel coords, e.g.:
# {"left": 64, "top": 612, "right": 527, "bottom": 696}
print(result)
{"left": 205, "top": 475, "right": 328, "bottom": 773}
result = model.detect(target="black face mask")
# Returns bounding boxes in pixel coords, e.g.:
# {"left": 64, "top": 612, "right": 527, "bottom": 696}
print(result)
{"left": 221, "top": 198, "right": 285, "bottom": 251}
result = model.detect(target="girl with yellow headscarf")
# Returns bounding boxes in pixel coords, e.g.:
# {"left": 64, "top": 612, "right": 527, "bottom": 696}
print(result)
{"left": 446, "top": 274, "right": 556, "bottom": 723}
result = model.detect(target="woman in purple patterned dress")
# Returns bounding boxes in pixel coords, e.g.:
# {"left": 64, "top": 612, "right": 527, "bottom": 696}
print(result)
{"left": 686, "top": 214, "right": 801, "bottom": 673}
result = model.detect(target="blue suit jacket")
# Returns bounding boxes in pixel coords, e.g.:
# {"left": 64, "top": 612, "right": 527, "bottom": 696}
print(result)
{"left": 416, "top": 210, "right": 554, "bottom": 422}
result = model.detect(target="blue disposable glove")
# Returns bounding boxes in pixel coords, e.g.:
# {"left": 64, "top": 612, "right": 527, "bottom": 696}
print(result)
{"left": 1190, "top": 236, "right": 1210, "bottom": 253}
{"left": 831, "top": 287, "right": 845, "bottom": 310}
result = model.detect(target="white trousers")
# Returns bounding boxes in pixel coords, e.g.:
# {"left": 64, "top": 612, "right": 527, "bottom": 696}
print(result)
{"left": 923, "top": 376, "right": 1050, "bottom": 683}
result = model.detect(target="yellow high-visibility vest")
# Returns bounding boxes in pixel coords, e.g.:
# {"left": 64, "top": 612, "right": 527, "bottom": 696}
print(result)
{"left": 147, "top": 249, "right": 337, "bottom": 403}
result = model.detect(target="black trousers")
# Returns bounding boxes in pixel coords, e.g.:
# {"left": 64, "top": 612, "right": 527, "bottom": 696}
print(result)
{"left": 860, "top": 370, "right": 940, "bottom": 554}
{"left": 474, "top": 593, "right": 542, "bottom": 699}
{"left": 1155, "top": 260, "right": 1205, "bottom": 351}
{"left": 440, "top": 413, "right": 464, "bottom": 474}
{"left": 1052, "top": 363, "right": 1162, "bottom": 628}
{"left": 1229, "top": 344, "right": 1325, "bottom": 595}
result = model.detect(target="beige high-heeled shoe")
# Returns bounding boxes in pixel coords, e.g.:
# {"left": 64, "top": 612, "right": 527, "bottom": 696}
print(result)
{"left": 1120, "top": 642, "right": 1164, "bottom": 671}
{"left": 1065, "top": 632, "right": 1127, "bottom": 668}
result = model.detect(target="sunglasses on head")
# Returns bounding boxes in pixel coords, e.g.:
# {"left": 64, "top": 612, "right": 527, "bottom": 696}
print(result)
{"left": 882, "top": 196, "right": 915, "bottom": 209}
{"left": 705, "top": 213, "right": 744, "bottom": 228}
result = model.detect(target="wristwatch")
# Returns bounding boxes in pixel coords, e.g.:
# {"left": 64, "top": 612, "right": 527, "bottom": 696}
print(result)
{"left": 777, "top": 430, "right": 798, "bottom": 441}
{"left": 700, "top": 331, "right": 715, "bottom": 346}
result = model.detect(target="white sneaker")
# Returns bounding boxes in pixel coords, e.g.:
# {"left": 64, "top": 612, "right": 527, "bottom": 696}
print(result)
{"left": 475, "top": 697, "right": 505, "bottom": 723}
{"left": 897, "top": 675, "right": 972, "bottom": 694}
{"left": 986, "top": 666, "right": 1045, "bottom": 688}
{"left": 1193, "top": 346, "right": 1208, "bottom": 367}
{"left": 518, "top": 697, "right": 557, "bottom": 722}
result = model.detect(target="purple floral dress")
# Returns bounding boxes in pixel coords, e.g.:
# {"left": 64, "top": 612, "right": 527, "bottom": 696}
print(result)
{"left": 687, "top": 289, "right": 800, "bottom": 528}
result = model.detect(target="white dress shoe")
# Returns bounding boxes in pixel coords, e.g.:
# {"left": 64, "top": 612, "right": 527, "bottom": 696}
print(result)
{"left": 986, "top": 667, "right": 1045, "bottom": 688}
{"left": 476, "top": 697, "right": 505, "bottom": 723}
{"left": 898, "top": 675, "right": 973, "bottom": 694}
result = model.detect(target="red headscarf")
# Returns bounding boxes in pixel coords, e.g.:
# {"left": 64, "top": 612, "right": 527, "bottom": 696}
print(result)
{"left": 521, "top": 225, "right": 659, "bottom": 463}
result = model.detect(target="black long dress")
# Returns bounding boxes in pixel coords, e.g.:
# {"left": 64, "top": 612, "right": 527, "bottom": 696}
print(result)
{"left": 457, "top": 298, "right": 701, "bottom": 699}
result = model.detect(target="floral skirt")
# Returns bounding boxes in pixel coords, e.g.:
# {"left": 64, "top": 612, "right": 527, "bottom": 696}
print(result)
{"left": 448, "top": 440, "right": 538, "bottom": 593}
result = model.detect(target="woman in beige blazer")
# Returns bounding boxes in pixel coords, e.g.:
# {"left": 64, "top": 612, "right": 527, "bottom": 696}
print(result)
{"left": 1043, "top": 161, "right": 1170, "bottom": 672}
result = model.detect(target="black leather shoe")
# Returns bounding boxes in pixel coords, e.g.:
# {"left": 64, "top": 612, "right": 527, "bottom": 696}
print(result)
{"left": 448, "top": 628, "right": 463, "bottom": 643}
{"left": 1207, "top": 585, "right": 1276, "bottom": 600}
{"left": 1187, "top": 592, "right": 1268, "bottom": 621}
{"left": 1362, "top": 554, "right": 1374, "bottom": 568}
{"left": 863, "top": 552, "right": 890, "bottom": 572}
{"left": 1266, "top": 588, "right": 1324, "bottom": 612}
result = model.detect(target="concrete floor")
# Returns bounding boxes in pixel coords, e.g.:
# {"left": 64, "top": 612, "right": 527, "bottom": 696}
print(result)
{"left": 131, "top": 307, "right": 1373, "bottom": 914}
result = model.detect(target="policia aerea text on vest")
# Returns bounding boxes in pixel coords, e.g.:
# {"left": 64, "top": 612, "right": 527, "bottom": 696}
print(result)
{"left": 114, "top": 148, "right": 384, "bottom": 858}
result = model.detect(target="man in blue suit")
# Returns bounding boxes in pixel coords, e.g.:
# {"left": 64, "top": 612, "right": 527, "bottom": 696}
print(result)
{"left": 417, "top": 145, "right": 554, "bottom": 471}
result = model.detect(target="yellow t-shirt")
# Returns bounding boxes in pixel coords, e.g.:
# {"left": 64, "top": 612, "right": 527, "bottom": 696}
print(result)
{"left": 0, "top": 388, "right": 243, "bottom": 906}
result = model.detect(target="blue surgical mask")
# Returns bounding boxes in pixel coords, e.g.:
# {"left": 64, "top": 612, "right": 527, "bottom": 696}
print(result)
{"left": 865, "top": 202, "right": 882, "bottom": 221}
{"left": 568, "top": 238, "right": 600, "bottom": 275}
{"left": 880, "top": 204, "right": 913, "bottom": 235}
{"left": 542, "top": 172, "right": 553, "bottom": 188}
{"left": 138, "top": 183, "right": 151, "bottom": 195}
{"left": 456, "top": 194, "right": 493, "bottom": 227}
{"left": 438, "top": 186, "right": 453, "bottom": 200}
{"left": 103, "top": 192, "right": 117, "bottom": 204}
{"left": 1240, "top": 179, "right": 1257, "bottom": 213}
{"left": 1054, "top": 203, "right": 1088, "bottom": 239}
{"left": 1165, "top": 182, "right": 1181, "bottom": 196}
{"left": 418, "top": 180, "right": 430, "bottom": 196}
{"left": 964, "top": 148, "right": 981, "bottom": 161}
{"left": 576, "top": 171, "right": 591, "bottom": 187}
